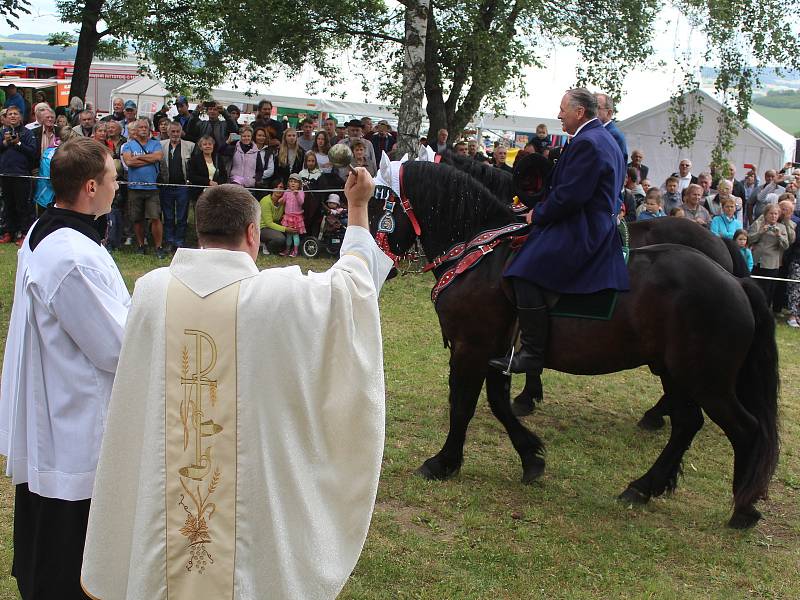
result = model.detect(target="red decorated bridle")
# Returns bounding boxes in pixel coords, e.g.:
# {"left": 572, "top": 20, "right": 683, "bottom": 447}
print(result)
{"left": 374, "top": 164, "right": 422, "bottom": 266}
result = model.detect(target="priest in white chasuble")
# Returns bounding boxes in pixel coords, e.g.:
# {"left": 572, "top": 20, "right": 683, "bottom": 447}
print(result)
{"left": 0, "top": 137, "right": 130, "bottom": 600}
{"left": 81, "top": 172, "right": 393, "bottom": 600}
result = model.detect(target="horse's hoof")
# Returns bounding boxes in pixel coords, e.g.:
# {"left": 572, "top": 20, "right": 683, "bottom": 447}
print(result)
{"left": 521, "top": 457, "right": 545, "bottom": 484}
{"left": 728, "top": 506, "right": 762, "bottom": 529}
{"left": 618, "top": 485, "right": 650, "bottom": 505}
{"left": 415, "top": 457, "right": 460, "bottom": 481}
{"left": 637, "top": 412, "right": 665, "bottom": 431}
{"left": 512, "top": 396, "right": 535, "bottom": 417}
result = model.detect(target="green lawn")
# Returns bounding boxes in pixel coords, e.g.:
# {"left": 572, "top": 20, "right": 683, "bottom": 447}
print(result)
{"left": 752, "top": 106, "right": 800, "bottom": 137}
{"left": 0, "top": 245, "right": 798, "bottom": 599}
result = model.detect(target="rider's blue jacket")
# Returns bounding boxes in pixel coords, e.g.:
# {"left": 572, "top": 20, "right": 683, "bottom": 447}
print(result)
{"left": 505, "top": 118, "right": 630, "bottom": 294}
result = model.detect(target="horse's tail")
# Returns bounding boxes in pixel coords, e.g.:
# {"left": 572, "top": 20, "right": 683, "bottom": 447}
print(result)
{"left": 723, "top": 236, "right": 750, "bottom": 277}
{"left": 735, "top": 278, "right": 780, "bottom": 507}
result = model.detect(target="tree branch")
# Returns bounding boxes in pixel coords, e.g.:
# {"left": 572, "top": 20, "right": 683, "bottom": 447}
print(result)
{"left": 316, "top": 24, "right": 402, "bottom": 44}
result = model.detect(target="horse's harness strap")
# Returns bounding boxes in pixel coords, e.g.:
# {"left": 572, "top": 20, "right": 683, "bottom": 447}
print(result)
{"left": 423, "top": 222, "right": 529, "bottom": 273}
{"left": 431, "top": 228, "right": 526, "bottom": 304}
{"left": 398, "top": 164, "right": 422, "bottom": 236}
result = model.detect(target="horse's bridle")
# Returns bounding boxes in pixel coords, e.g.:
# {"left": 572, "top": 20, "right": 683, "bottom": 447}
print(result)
{"left": 374, "top": 165, "right": 422, "bottom": 266}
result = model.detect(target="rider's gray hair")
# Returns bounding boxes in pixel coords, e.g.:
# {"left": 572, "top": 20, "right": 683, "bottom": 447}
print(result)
{"left": 566, "top": 88, "right": 597, "bottom": 119}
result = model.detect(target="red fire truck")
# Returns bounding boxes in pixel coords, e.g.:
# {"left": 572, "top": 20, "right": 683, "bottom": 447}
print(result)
{"left": 0, "top": 61, "right": 139, "bottom": 113}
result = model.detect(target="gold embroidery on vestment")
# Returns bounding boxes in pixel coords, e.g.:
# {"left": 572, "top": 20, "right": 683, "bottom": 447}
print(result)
{"left": 166, "top": 279, "right": 239, "bottom": 599}
{"left": 177, "top": 329, "right": 222, "bottom": 573}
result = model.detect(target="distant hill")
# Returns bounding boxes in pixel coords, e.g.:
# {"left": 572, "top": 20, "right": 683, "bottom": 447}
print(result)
{"left": 753, "top": 89, "right": 800, "bottom": 109}
{"left": 6, "top": 34, "right": 49, "bottom": 41}
{"left": 0, "top": 33, "right": 78, "bottom": 63}
{"left": 701, "top": 66, "right": 800, "bottom": 91}
{"left": 0, "top": 31, "right": 135, "bottom": 63}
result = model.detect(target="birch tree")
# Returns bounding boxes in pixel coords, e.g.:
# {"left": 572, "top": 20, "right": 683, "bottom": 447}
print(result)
{"left": 395, "top": 0, "right": 429, "bottom": 157}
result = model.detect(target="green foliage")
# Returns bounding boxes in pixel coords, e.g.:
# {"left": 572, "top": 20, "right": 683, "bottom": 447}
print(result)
{"left": 663, "top": 0, "right": 800, "bottom": 161}
{"left": 47, "top": 31, "right": 77, "bottom": 48}
{"left": 710, "top": 105, "right": 738, "bottom": 176}
{"left": 360, "top": 0, "right": 660, "bottom": 136}
{"left": 49, "top": 31, "right": 129, "bottom": 64}
{"left": 95, "top": 38, "right": 128, "bottom": 61}
{"left": 754, "top": 89, "right": 800, "bottom": 109}
{"left": 665, "top": 71, "right": 704, "bottom": 150}
{"left": 563, "top": 0, "right": 660, "bottom": 103}
{"left": 51, "top": 0, "right": 800, "bottom": 159}
{"left": 0, "top": 0, "right": 29, "bottom": 29}
{"left": 53, "top": 0, "right": 388, "bottom": 96}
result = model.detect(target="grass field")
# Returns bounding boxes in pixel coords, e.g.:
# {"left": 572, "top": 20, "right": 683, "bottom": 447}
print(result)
{"left": 751, "top": 106, "right": 800, "bottom": 137}
{"left": 0, "top": 245, "right": 798, "bottom": 598}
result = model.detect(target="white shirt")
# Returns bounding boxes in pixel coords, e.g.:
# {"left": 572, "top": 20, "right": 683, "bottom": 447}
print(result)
{"left": 678, "top": 173, "right": 694, "bottom": 192}
{"left": 574, "top": 117, "right": 598, "bottom": 138}
{"left": 0, "top": 226, "right": 130, "bottom": 500}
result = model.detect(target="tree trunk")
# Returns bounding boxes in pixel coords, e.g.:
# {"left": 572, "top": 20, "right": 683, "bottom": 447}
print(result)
{"left": 395, "top": 0, "right": 429, "bottom": 158}
{"left": 423, "top": 7, "right": 448, "bottom": 140}
{"left": 69, "top": 0, "right": 105, "bottom": 102}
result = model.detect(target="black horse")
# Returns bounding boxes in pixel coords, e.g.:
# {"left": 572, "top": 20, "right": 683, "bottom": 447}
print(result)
{"left": 440, "top": 150, "right": 749, "bottom": 420}
{"left": 512, "top": 217, "right": 750, "bottom": 418}
{"left": 371, "top": 160, "right": 778, "bottom": 529}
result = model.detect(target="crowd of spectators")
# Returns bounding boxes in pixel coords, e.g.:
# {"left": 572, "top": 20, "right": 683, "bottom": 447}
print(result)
{"left": 615, "top": 151, "right": 800, "bottom": 327}
{"left": 4, "top": 85, "right": 800, "bottom": 326}
{"left": 3, "top": 93, "right": 405, "bottom": 259}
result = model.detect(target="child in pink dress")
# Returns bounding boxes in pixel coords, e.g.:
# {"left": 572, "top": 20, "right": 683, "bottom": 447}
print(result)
{"left": 280, "top": 173, "right": 306, "bottom": 257}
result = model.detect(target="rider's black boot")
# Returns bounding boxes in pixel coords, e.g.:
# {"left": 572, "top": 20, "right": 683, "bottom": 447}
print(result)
{"left": 489, "top": 306, "right": 548, "bottom": 374}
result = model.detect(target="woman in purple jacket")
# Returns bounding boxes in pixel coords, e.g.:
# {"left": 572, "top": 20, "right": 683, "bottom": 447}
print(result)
{"left": 223, "top": 126, "right": 259, "bottom": 188}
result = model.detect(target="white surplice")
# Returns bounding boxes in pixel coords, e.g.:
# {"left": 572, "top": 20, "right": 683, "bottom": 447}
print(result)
{"left": 82, "top": 226, "right": 393, "bottom": 600}
{"left": 0, "top": 228, "right": 130, "bottom": 501}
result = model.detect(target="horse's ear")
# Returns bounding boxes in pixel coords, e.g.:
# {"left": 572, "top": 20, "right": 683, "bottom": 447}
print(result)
{"left": 400, "top": 153, "right": 409, "bottom": 164}
{"left": 379, "top": 151, "right": 392, "bottom": 183}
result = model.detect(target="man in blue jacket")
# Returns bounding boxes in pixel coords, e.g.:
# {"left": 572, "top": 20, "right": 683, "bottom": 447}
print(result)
{"left": 490, "top": 89, "right": 629, "bottom": 374}
{"left": 595, "top": 92, "right": 627, "bottom": 163}
{"left": 0, "top": 106, "right": 37, "bottom": 244}
{"left": 3, "top": 85, "right": 27, "bottom": 122}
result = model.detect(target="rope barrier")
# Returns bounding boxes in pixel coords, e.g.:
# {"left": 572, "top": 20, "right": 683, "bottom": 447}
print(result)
{"left": 750, "top": 275, "right": 800, "bottom": 284}
{"left": 0, "top": 173, "right": 346, "bottom": 194}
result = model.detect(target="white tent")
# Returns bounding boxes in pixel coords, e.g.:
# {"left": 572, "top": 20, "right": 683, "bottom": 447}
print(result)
{"left": 618, "top": 89, "right": 797, "bottom": 186}
{"left": 476, "top": 113, "right": 561, "bottom": 136}
{"left": 108, "top": 77, "right": 171, "bottom": 118}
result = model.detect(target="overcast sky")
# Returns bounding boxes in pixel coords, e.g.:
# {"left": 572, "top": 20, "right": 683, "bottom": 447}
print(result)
{"left": 3, "top": 1, "right": 798, "bottom": 120}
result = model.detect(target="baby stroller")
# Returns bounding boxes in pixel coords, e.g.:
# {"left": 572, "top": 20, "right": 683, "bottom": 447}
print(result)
{"left": 301, "top": 193, "right": 347, "bottom": 258}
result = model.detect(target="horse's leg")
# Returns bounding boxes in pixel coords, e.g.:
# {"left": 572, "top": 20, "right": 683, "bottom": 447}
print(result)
{"left": 698, "top": 397, "right": 762, "bottom": 529}
{"left": 511, "top": 371, "right": 544, "bottom": 417}
{"left": 637, "top": 385, "right": 673, "bottom": 431}
{"left": 620, "top": 378, "right": 705, "bottom": 504}
{"left": 638, "top": 395, "right": 669, "bottom": 430}
{"left": 486, "top": 368, "right": 545, "bottom": 483}
{"left": 416, "top": 350, "right": 485, "bottom": 481}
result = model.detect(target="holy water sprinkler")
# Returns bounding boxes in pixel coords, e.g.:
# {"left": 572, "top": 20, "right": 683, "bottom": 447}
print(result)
{"left": 328, "top": 143, "right": 357, "bottom": 175}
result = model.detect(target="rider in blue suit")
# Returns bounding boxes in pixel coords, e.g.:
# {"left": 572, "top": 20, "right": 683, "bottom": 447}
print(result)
{"left": 490, "top": 89, "right": 629, "bottom": 374}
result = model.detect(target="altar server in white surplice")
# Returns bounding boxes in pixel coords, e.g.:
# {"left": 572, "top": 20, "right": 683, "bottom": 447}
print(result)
{"left": 82, "top": 172, "right": 393, "bottom": 600}
{"left": 0, "top": 137, "right": 130, "bottom": 600}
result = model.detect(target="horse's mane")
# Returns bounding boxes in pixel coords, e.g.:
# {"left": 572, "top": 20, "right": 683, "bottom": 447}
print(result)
{"left": 438, "top": 150, "right": 516, "bottom": 203}
{"left": 402, "top": 161, "right": 515, "bottom": 249}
